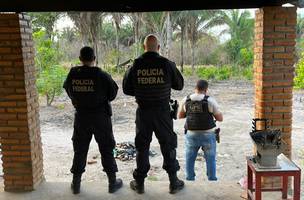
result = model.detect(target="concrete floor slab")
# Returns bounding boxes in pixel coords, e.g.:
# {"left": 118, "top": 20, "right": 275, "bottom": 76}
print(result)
{"left": 0, "top": 180, "right": 296, "bottom": 200}
{"left": 0, "top": 180, "right": 243, "bottom": 200}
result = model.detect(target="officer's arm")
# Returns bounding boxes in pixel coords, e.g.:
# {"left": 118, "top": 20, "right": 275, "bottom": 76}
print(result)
{"left": 209, "top": 98, "right": 223, "bottom": 122}
{"left": 170, "top": 62, "right": 184, "bottom": 91}
{"left": 178, "top": 98, "right": 186, "bottom": 119}
{"left": 106, "top": 74, "right": 119, "bottom": 102}
{"left": 178, "top": 111, "right": 186, "bottom": 119}
{"left": 122, "top": 66, "right": 135, "bottom": 96}
{"left": 63, "top": 69, "right": 72, "bottom": 98}
{"left": 214, "top": 112, "right": 223, "bottom": 122}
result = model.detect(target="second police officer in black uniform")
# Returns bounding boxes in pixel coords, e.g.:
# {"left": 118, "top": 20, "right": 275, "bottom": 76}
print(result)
{"left": 123, "top": 34, "right": 185, "bottom": 194}
{"left": 63, "top": 47, "right": 123, "bottom": 194}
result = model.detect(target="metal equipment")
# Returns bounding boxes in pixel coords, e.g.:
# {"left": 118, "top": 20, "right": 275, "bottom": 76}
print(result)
{"left": 250, "top": 118, "right": 286, "bottom": 168}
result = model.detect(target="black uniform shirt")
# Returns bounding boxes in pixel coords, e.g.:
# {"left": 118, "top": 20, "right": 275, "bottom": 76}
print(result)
{"left": 123, "top": 52, "right": 184, "bottom": 108}
{"left": 63, "top": 65, "right": 118, "bottom": 114}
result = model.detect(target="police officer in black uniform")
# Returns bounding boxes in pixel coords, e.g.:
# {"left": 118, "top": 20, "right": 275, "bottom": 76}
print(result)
{"left": 63, "top": 46, "right": 122, "bottom": 194}
{"left": 123, "top": 34, "right": 184, "bottom": 194}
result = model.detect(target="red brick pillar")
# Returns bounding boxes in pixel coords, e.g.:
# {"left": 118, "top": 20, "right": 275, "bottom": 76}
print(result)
{"left": 0, "top": 13, "right": 44, "bottom": 191}
{"left": 254, "top": 7, "right": 296, "bottom": 188}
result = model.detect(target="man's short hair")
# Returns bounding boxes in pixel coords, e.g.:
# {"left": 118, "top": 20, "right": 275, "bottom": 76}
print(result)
{"left": 196, "top": 79, "right": 208, "bottom": 91}
{"left": 144, "top": 34, "right": 159, "bottom": 51}
{"left": 80, "top": 46, "right": 95, "bottom": 61}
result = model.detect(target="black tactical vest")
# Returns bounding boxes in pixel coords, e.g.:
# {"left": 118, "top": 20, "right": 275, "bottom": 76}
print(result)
{"left": 66, "top": 66, "right": 106, "bottom": 112}
{"left": 185, "top": 95, "right": 216, "bottom": 130}
{"left": 133, "top": 52, "right": 171, "bottom": 108}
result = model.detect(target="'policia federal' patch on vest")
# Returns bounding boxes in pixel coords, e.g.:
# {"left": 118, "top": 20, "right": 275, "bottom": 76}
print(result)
{"left": 72, "top": 79, "right": 95, "bottom": 92}
{"left": 137, "top": 68, "right": 165, "bottom": 85}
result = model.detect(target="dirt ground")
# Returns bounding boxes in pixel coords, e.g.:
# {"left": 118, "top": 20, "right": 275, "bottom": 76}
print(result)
{"left": 0, "top": 77, "right": 303, "bottom": 196}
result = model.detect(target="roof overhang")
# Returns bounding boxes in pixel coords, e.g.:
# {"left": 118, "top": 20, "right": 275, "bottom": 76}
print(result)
{"left": 0, "top": 0, "right": 300, "bottom": 12}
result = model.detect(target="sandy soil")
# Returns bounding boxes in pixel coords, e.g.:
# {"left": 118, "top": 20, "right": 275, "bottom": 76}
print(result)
{"left": 0, "top": 78, "right": 303, "bottom": 195}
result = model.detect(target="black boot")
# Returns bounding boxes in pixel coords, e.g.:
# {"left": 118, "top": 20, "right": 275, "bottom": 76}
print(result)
{"left": 107, "top": 172, "right": 123, "bottom": 193}
{"left": 71, "top": 174, "right": 82, "bottom": 194}
{"left": 168, "top": 172, "right": 184, "bottom": 194}
{"left": 130, "top": 179, "right": 144, "bottom": 194}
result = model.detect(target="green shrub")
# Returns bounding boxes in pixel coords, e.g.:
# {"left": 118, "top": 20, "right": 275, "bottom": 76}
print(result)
{"left": 294, "top": 54, "right": 304, "bottom": 89}
{"left": 217, "top": 66, "right": 232, "bottom": 80}
{"left": 239, "top": 48, "right": 254, "bottom": 68}
{"left": 196, "top": 66, "right": 217, "bottom": 80}
{"left": 34, "top": 30, "right": 69, "bottom": 106}
{"left": 37, "top": 65, "right": 68, "bottom": 106}
{"left": 242, "top": 67, "right": 253, "bottom": 80}
{"left": 182, "top": 67, "right": 193, "bottom": 77}
{"left": 104, "top": 65, "right": 127, "bottom": 77}
{"left": 196, "top": 66, "right": 231, "bottom": 80}
{"left": 195, "top": 65, "right": 252, "bottom": 81}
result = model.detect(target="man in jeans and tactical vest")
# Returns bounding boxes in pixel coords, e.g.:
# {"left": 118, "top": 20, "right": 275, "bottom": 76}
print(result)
{"left": 178, "top": 79, "right": 223, "bottom": 181}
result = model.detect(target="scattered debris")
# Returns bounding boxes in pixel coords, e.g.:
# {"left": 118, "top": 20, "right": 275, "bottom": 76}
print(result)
{"left": 114, "top": 142, "right": 157, "bottom": 161}
{"left": 87, "top": 160, "right": 97, "bottom": 165}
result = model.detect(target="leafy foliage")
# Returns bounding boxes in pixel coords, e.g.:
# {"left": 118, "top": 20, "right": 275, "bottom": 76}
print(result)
{"left": 294, "top": 53, "right": 304, "bottom": 89}
{"left": 195, "top": 65, "right": 253, "bottom": 80}
{"left": 34, "top": 30, "right": 67, "bottom": 106}
{"left": 29, "top": 12, "right": 62, "bottom": 39}
{"left": 36, "top": 65, "right": 67, "bottom": 106}
{"left": 239, "top": 48, "right": 253, "bottom": 68}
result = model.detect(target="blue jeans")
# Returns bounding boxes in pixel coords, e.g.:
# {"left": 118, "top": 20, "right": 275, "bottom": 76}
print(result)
{"left": 185, "top": 130, "right": 217, "bottom": 181}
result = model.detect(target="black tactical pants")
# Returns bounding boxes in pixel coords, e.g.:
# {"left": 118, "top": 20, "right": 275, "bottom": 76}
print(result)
{"left": 133, "top": 106, "right": 180, "bottom": 182}
{"left": 70, "top": 112, "right": 118, "bottom": 175}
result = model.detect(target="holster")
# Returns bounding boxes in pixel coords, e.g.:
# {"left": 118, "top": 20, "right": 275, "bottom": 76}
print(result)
{"left": 169, "top": 99, "right": 179, "bottom": 120}
{"left": 215, "top": 128, "right": 220, "bottom": 143}
{"left": 106, "top": 101, "right": 113, "bottom": 116}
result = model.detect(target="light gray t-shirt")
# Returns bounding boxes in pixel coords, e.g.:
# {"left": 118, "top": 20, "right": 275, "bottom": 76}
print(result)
{"left": 180, "top": 93, "right": 221, "bottom": 132}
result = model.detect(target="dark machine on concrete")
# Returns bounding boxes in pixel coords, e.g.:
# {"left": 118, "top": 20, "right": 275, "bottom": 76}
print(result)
{"left": 250, "top": 119, "right": 286, "bottom": 168}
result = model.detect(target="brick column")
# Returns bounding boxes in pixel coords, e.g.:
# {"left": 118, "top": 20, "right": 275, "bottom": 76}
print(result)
{"left": 0, "top": 13, "right": 44, "bottom": 191}
{"left": 254, "top": 7, "right": 296, "bottom": 188}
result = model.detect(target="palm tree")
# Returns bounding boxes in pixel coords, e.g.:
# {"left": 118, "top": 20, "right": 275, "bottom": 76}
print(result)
{"left": 67, "top": 12, "right": 105, "bottom": 64}
{"left": 29, "top": 12, "right": 62, "bottom": 40}
{"left": 142, "top": 12, "right": 167, "bottom": 55}
{"left": 129, "top": 13, "right": 144, "bottom": 57}
{"left": 186, "top": 10, "right": 223, "bottom": 73}
{"left": 296, "top": 14, "right": 304, "bottom": 40}
{"left": 112, "top": 13, "right": 124, "bottom": 67}
{"left": 208, "top": 10, "right": 254, "bottom": 63}
{"left": 296, "top": 15, "right": 304, "bottom": 59}
{"left": 174, "top": 11, "right": 189, "bottom": 72}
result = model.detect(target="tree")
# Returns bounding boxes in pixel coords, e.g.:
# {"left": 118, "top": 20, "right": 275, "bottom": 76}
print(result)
{"left": 33, "top": 30, "right": 67, "bottom": 106}
{"left": 67, "top": 12, "right": 104, "bottom": 64}
{"left": 186, "top": 10, "right": 222, "bottom": 72}
{"left": 296, "top": 15, "right": 304, "bottom": 59}
{"left": 142, "top": 12, "right": 167, "bottom": 55}
{"left": 165, "top": 12, "right": 173, "bottom": 59}
{"left": 296, "top": 14, "right": 304, "bottom": 40}
{"left": 210, "top": 10, "right": 254, "bottom": 64}
{"left": 294, "top": 52, "right": 304, "bottom": 89}
{"left": 129, "top": 13, "right": 144, "bottom": 57}
{"left": 174, "top": 11, "right": 189, "bottom": 72}
{"left": 111, "top": 13, "right": 123, "bottom": 67}
{"left": 28, "top": 12, "right": 62, "bottom": 39}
